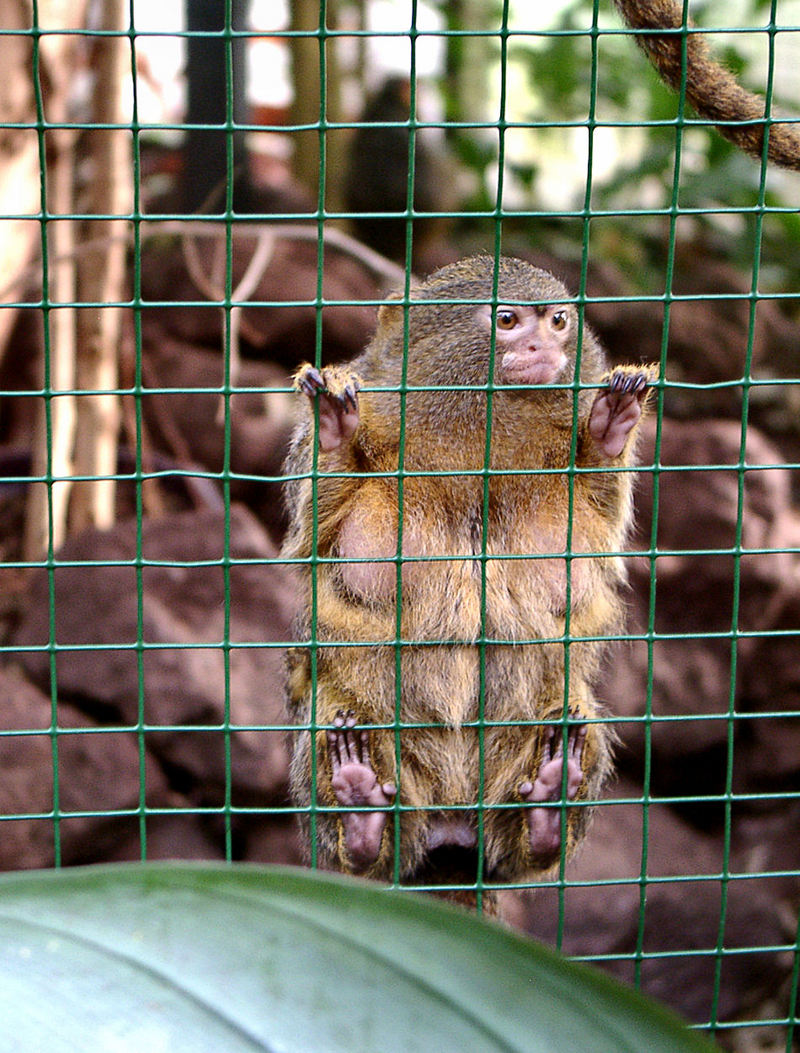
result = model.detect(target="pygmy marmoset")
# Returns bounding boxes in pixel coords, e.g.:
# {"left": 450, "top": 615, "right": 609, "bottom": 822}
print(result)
{"left": 282, "top": 254, "right": 654, "bottom": 903}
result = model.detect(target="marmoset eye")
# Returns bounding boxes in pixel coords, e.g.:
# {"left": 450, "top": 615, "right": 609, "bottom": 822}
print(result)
{"left": 496, "top": 309, "right": 518, "bottom": 330}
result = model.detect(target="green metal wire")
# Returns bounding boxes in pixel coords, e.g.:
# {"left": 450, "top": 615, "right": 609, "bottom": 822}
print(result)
{"left": 0, "top": 3, "right": 798, "bottom": 1045}
{"left": 553, "top": 0, "right": 602, "bottom": 953}
{"left": 304, "top": 0, "right": 332, "bottom": 871}
{"left": 476, "top": 0, "right": 512, "bottom": 917}
{"left": 390, "top": 0, "right": 418, "bottom": 889}
{"left": 127, "top": 0, "right": 148, "bottom": 863}
{"left": 217, "top": 0, "right": 236, "bottom": 864}
{"left": 705, "top": 0, "right": 777, "bottom": 1034}
{"left": 30, "top": 0, "right": 63, "bottom": 870}
{"left": 633, "top": 0, "right": 693, "bottom": 993}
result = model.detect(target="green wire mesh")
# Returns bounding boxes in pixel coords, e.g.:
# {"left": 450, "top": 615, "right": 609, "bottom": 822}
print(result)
{"left": 0, "top": 1, "right": 798, "bottom": 1048}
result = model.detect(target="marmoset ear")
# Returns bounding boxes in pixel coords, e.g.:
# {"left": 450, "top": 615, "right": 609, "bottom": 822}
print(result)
{"left": 376, "top": 282, "right": 423, "bottom": 332}
{"left": 376, "top": 297, "right": 403, "bottom": 333}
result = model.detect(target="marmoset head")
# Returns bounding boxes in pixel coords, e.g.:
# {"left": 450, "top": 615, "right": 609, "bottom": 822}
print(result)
{"left": 367, "top": 255, "right": 603, "bottom": 391}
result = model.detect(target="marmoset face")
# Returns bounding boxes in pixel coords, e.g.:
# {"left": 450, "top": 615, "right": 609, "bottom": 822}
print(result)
{"left": 477, "top": 302, "right": 575, "bottom": 385}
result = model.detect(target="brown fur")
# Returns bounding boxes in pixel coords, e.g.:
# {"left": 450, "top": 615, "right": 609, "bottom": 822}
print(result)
{"left": 615, "top": 0, "right": 800, "bottom": 170}
{"left": 282, "top": 255, "right": 653, "bottom": 894}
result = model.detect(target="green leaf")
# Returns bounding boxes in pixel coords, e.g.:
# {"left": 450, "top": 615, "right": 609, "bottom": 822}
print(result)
{"left": 0, "top": 863, "right": 720, "bottom": 1052}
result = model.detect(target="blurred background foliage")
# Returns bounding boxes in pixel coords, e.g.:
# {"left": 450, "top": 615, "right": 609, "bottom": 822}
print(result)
{"left": 122, "top": 0, "right": 800, "bottom": 296}
{"left": 425, "top": 0, "right": 800, "bottom": 291}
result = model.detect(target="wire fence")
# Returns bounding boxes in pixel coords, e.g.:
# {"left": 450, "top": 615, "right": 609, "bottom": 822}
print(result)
{"left": 0, "top": 1, "right": 798, "bottom": 1049}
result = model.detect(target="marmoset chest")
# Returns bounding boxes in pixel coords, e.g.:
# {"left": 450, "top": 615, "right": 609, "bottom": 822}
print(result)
{"left": 329, "top": 470, "right": 601, "bottom": 635}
